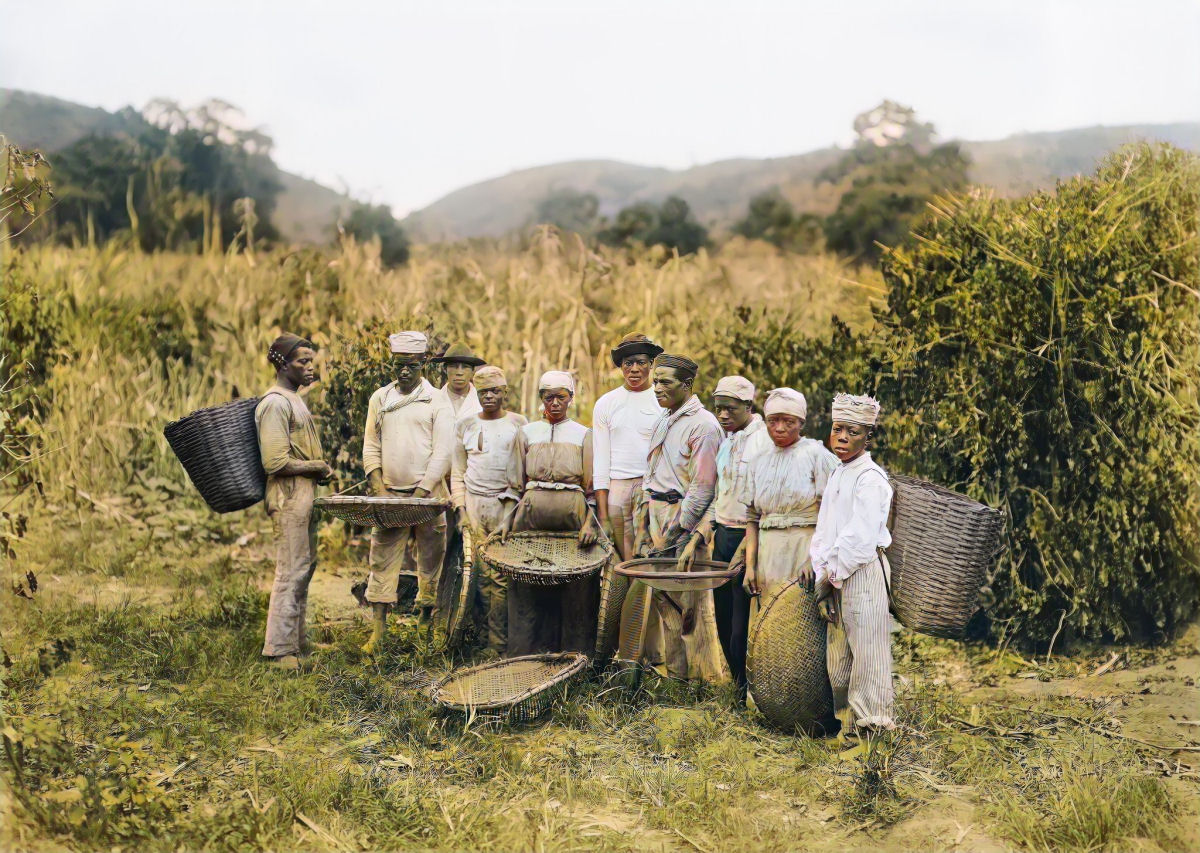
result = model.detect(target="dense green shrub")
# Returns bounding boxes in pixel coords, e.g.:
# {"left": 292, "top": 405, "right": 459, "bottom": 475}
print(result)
{"left": 877, "top": 144, "right": 1200, "bottom": 644}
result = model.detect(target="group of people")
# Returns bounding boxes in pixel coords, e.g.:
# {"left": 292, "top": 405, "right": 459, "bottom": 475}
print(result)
{"left": 252, "top": 329, "right": 896, "bottom": 734}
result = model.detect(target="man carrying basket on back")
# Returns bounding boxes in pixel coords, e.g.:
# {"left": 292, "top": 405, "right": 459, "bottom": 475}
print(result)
{"left": 360, "top": 331, "right": 455, "bottom": 654}
{"left": 256, "top": 333, "right": 334, "bottom": 671}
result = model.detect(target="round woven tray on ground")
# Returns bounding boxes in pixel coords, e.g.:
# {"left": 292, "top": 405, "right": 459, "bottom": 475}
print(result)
{"left": 428, "top": 652, "right": 589, "bottom": 722}
{"left": 480, "top": 532, "right": 611, "bottom": 587}
{"left": 887, "top": 474, "right": 1006, "bottom": 639}
{"left": 614, "top": 558, "right": 737, "bottom": 592}
{"left": 314, "top": 495, "right": 451, "bottom": 528}
{"left": 164, "top": 397, "right": 265, "bottom": 513}
{"left": 746, "top": 578, "right": 838, "bottom": 737}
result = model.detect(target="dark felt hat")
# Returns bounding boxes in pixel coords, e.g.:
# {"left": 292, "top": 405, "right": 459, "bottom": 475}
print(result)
{"left": 432, "top": 343, "right": 487, "bottom": 367}
{"left": 610, "top": 333, "right": 664, "bottom": 367}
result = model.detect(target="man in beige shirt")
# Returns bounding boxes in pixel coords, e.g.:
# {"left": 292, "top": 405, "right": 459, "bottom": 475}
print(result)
{"left": 255, "top": 333, "right": 333, "bottom": 670}
{"left": 361, "top": 331, "right": 455, "bottom": 653}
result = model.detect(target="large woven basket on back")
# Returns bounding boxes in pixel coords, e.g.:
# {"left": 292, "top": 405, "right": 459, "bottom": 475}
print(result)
{"left": 314, "top": 495, "right": 450, "bottom": 528}
{"left": 428, "top": 652, "right": 589, "bottom": 722}
{"left": 480, "top": 532, "right": 611, "bottom": 587}
{"left": 164, "top": 397, "right": 265, "bottom": 513}
{"left": 746, "top": 578, "right": 837, "bottom": 736}
{"left": 887, "top": 474, "right": 1005, "bottom": 638}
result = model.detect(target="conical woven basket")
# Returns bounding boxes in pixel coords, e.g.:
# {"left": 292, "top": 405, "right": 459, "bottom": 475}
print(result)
{"left": 429, "top": 653, "right": 589, "bottom": 722}
{"left": 746, "top": 578, "right": 837, "bottom": 736}
{"left": 314, "top": 495, "right": 450, "bottom": 529}
{"left": 163, "top": 397, "right": 265, "bottom": 513}
{"left": 594, "top": 563, "right": 629, "bottom": 660}
{"left": 480, "top": 532, "right": 611, "bottom": 587}
{"left": 887, "top": 474, "right": 1005, "bottom": 638}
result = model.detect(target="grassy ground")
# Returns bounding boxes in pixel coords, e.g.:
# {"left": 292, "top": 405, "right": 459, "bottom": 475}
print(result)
{"left": 3, "top": 506, "right": 1198, "bottom": 852}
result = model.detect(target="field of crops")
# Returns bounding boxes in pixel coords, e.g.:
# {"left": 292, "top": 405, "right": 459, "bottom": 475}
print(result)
{"left": 3, "top": 149, "right": 1200, "bottom": 851}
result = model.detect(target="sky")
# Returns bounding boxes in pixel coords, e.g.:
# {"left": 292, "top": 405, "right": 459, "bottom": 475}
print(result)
{"left": 3, "top": 0, "right": 1197, "bottom": 216}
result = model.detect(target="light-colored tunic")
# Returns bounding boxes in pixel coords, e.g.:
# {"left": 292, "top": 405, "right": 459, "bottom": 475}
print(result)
{"left": 504, "top": 419, "right": 599, "bottom": 655}
{"left": 438, "top": 383, "right": 483, "bottom": 422}
{"left": 451, "top": 411, "right": 527, "bottom": 650}
{"left": 809, "top": 451, "right": 895, "bottom": 730}
{"left": 254, "top": 387, "right": 323, "bottom": 658}
{"left": 741, "top": 437, "right": 838, "bottom": 620}
{"left": 643, "top": 395, "right": 722, "bottom": 532}
{"left": 709, "top": 415, "right": 774, "bottom": 529}
{"left": 363, "top": 379, "right": 455, "bottom": 608}
{"left": 592, "top": 386, "right": 662, "bottom": 490}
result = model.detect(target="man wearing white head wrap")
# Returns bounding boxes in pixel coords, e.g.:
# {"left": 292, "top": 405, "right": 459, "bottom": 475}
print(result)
{"left": 809, "top": 392, "right": 895, "bottom": 732}
{"left": 450, "top": 365, "right": 527, "bottom": 652}
{"left": 361, "top": 331, "right": 455, "bottom": 654}
{"left": 681, "top": 375, "right": 771, "bottom": 697}
{"left": 495, "top": 369, "right": 602, "bottom": 655}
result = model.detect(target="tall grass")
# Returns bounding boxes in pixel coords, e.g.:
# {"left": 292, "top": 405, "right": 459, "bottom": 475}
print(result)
{"left": 4, "top": 233, "right": 880, "bottom": 501}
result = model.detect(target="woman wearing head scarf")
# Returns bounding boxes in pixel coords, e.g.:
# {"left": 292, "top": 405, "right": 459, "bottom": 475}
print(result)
{"left": 450, "top": 366, "right": 527, "bottom": 653}
{"left": 255, "top": 334, "right": 334, "bottom": 670}
{"left": 740, "top": 389, "right": 838, "bottom": 622}
{"left": 496, "top": 370, "right": 602, "bottom": 655}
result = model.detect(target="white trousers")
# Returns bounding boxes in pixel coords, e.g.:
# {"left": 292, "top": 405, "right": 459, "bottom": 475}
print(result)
{"left": 826, "top": 554, "right": 895, "bottom": 730}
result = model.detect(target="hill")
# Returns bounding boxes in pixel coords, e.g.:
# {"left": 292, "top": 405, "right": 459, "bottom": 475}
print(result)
{"left": 0, "top": 88, "right": 351, "bottom": 245}
{"left": 402, "top": 122, "right": 1200, "bottom": 241}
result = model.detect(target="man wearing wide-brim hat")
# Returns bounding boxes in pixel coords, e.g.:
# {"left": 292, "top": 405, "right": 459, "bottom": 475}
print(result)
{"left": 431, "top": 343, "right": 486, "bottom": 421}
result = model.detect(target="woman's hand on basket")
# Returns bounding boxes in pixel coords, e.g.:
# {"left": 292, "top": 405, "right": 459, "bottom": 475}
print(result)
{"left": 818, "top": 592, "right": 840, "bottom": 627}
{"left": 743, "top": 565, "right": 760, "bottom": 597}
{"left": 797, "top": 560, "right": 816, "bottom": 593}
{"left": 496, "top": 515, "right": 513, "bottom": 543}
{"left": 578, "top": 516, "right": 600, "bottom": 547}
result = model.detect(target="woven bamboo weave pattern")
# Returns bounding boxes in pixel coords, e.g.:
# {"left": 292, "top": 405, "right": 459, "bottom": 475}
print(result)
{"left": 887, "top": 474, "right": 1005, "bottom": 639}
{"left": 314, "top": 496, "right": 450, "bottom": 528}
{"left": 614, "top": 558, "right": 737, "bottom": 593}
{"left": 594, "top": 563, "right": 628, "bottom": 659}
{"left": 163, "top": 397, "right": 265, "bottom": 514}
{"left": 442, "top": 526, "right": 476, "bottom": 648}
{"left": 746, "top": 578, "right": 836, "bottom": 736}
{"left": 429, "top": 653, "right": 589, "bottom": 722}
{"left": 480, "top": 532, "right": 610, "bottom": 587}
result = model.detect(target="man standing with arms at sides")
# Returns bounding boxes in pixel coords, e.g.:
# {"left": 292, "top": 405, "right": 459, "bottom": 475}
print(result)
{"left": 360, "top": 331, "right": 454, "bottom": 654}
{"left": 593, "top": 333, "right": 664, "bottom": 560}
{"left": 450, "top": 366, "right": 527, "bottom": 653}
{"left": 623, "top": 353, "right": 727, "bottom": 682}
{"left": 681, "top": 375, "right": 772, "bottom": 698}
{"left": 809, "top": 393, "right": 895, "bottom": 734}
{"left": 256, "top": 334, "right": 334, "bottom": 670}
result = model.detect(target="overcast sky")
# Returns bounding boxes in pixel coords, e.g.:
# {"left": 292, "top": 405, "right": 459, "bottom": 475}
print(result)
{"left": 3, "top": 0, "right": 1197, "bottom": 215}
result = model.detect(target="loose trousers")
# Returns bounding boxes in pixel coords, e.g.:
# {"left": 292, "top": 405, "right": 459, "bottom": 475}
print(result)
{"left": 826, "top": 553, "right": 895, "bottom": 730}
{"left": 711, "top": 523, "right": 750, "bottom": 696}
{"left": 465, "top": 491, "right": 509, "bottom": 651}
{"left": 263, "top": 476, "right": 318, "bottom": 658}
{"left": 366, "top": 510, "right": 447, "bottom": 608}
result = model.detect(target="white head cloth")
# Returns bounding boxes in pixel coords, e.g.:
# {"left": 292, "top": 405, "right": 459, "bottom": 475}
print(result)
{"left": 714, "top": 375, "right": 756, "bottom": 402}
{"left": 473, "top": 365, "right": 507, "bottom": 389}
{"left": 538, "top": 370, "right": 575, "bottom": 394}
{"left": 764, "top": 388, "right": 807, "bottom": 419}
{"left": 389, "top": 331, "right": 428, "bottom": 354}
{"left": 831, "top": 392, "right": 880, "bottom": 426}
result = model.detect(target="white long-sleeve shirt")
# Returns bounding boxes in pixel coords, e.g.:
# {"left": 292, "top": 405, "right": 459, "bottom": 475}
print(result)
{"left": 809, "top": 451, "right": 893, "bottom": 588}
{"left": 592, "top": 386, "right": 662, "bottom": 490}
{"left": 450, "top": 412, "right": 528, "bottom": 507}
{"left": 362, "top": 379, "right": 454, "bottom": 494}
{"left": 437, "top": 383, "right": 482, "bottom": 422}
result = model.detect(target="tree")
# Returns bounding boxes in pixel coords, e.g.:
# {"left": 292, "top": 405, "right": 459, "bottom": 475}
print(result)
{"left": 339, "top": 202, "right": 410, "bottom": 267}
{"left": 598, "top": 196, "right": 708, "bottom": 255}
{"left": 820, "top": 102, "right": 970, "bottom": 261}
{"left": 733, "top": 189, "right": 824, "bottom": 252}
{"left": 533, "top": 188, "right": 599, "bottom": 234}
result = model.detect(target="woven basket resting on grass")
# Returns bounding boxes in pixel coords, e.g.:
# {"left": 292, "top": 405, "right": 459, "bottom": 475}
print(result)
{"left": 480, "top": 532, "right": 611, "bottom": 587}
{"left": 428, "top": 653, "right": 589, "bottom": 722}
{"left": 314, "top": 495, "right": 450, "bottom": 529}
{"left": 164, "top": 397, "right": 265, "bottom": 513}
{"left": 746, "top": 578, "right": 838, "bottom": 737}
{"left": 886, "top": 474, "right": 1005, "bottom": 639}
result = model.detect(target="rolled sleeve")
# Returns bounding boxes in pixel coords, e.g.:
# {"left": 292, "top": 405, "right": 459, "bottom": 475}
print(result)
{"left": 256, "top": 396, "right": 293, "bottom": 475}
{"left": 362, "top": 389, "right": 384, "bottom": 477}
{"left": 420, "top": 401, "right": 455, "bottom": 493}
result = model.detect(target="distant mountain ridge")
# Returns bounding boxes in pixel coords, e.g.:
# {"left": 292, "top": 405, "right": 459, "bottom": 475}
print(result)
{"left": 3, "top": 89, "right": 1196, "bottom": 245}
{"left": 403, "top": 122, "right": 1200, "bottom": 242}
{"left": 0, "top": 88, "right": 351, "bottom": 244}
